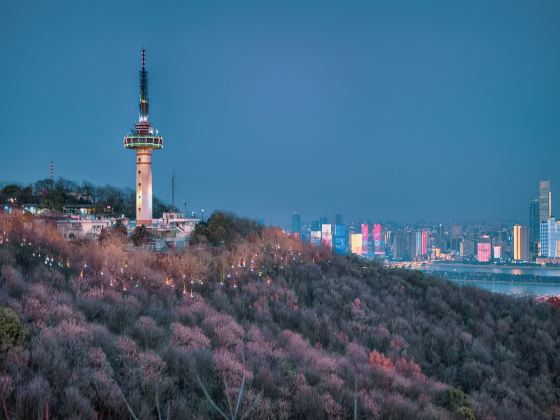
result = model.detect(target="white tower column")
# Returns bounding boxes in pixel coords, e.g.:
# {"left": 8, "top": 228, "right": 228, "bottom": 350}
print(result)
{"left": 136, "top": 148, "right": 153, "bottom": 225}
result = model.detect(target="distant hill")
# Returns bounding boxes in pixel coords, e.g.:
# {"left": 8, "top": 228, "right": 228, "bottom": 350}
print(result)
{"left": 0, "top": 177, "right": 173, "bottom": 218}
{"left": 0, "top": 212, "right": 558, "bottom": 419}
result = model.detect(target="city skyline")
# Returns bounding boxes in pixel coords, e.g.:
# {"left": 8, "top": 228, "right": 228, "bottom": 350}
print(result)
{"left": 1, "top": 0, "right": 560, "bottom": 225}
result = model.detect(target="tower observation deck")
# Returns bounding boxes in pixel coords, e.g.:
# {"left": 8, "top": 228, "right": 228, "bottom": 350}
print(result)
{"left": 124, "top": 49, "right": 164, "bottom": 226}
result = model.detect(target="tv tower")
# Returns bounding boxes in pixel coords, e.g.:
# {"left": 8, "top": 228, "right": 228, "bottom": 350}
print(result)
{"left": 123, "top": 49, "right": 164, "bottom": 226}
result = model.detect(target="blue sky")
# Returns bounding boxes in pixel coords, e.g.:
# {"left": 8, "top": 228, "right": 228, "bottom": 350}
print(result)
{"left": 1, "top": 0, "right": 559, "bottom": 224}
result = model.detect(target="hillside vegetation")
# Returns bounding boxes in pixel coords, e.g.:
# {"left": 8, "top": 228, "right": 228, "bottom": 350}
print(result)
{"left": 0, "top": 178, "right": 170, "bottom": 218}
{"left": 0, "top": 212, "right": 559, "bottom": 419}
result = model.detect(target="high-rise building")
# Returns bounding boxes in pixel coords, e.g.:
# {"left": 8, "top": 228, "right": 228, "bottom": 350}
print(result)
{"left": 321, "top": 224, "right": 333, "bottom": 250}
{"left": 477, "top": 235, "right": 492, "bottom": 262}
{"left": 392, "top": 231, "right": 407, "bottom": 260}
{"left": 350, "top": 233, "right": 363, "bottom": 255}
{"left": 361, "top": 224, "right": 369, "bottom": 256}
{"left": 291, "top": 213, "right": 301, "bottom": 237}
{"left": 310, "top": 229, "right": 321, "bottom": 247}
{"left": 539, "top": 180, "right": 552, "bottom": 222}
{"left": 540, "top": 221, "right": 549, "bottom": 257}
{"left": 421, "top": 230, "right": 429, "bottom": 256}
{"left": 123, "top": 50, "right": 164, "bottom": 226}
{"left": 335, "top": 214, "right": 343, "bottom": 225}
{"left": 460, "top": 239, "right": 474, "bottom": 257}
{"left": 513, "top": 225, "right": 528, "bottom": 261}
{"left": 373, "top": 224, "right": 384, "bottom": 256}
{"left": 540, "top": 218, "right": 560, "bottom": 258}
{"left": 529, "top": 199, "right": 539, "bottom": 259}
{"left": 451, "top": 225, "right": 463, "bottom": 237}
{"left": 493, "top": 245, "right": 502, "bottom": 260}
{"left": 406, "top": 231, "right": 418, "bottom": 259}
{"left": 333, "top": 224, "right": 348, "bottom": 255}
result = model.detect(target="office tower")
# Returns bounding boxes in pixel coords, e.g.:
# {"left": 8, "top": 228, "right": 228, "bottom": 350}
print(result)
{"left": 373, "top": 224, "right": 384, "bottom": 256}
{"left": 477, "top": 235, "right": 492, "bottom": 262}
{"left": 310, "top": 231, "right": 321, "bottom": 247}
{"left": 321, "top": 224, "right": 333, "bottom": 250}
{"left": 392, "top": 231, "right": 406, "bottom": 260}
{"left": 493, "top": 245, "right": 502, "bottom": 260}
{"left": 406, "top": 231, "right": 418, "bottom": 258}
{"left": 529, "top": 199, "right": 539, "bottom": 259}
{"left": 292, "top": 212, "right": 301, "bottom": 237}
{"left": 361, "top": 224, "right": 369, "bottom": 256}
{"left": 310, "top": 220, "right": 321, "bottom": 246}
{"left": 350, "top": 233, "right": 363, "bottom": 255}
{"left": 540, "top": 218, "right": 560, "bottom": 258}
{"left": 461, "top": 239, "right": 475, "bottom": 257}
{"left": 124, "top": 50, "right": 164, "bottom": 226}
{"left": 540, "top": 221, "right": 549, "bottom": 257}
{"left": 334, "top": 224, "right": 348, "bottom": 255}
{"left": 513, "top": 225, "right": 529, "bottom": 261}
{"left": 449, "top": 237, "right": 461, "bottom": 254}
{"left": 436, "top": 224, "right": 446, "bottom": 250}
{"left": 335, "top": 214, "right": 343, "bottom": 225}
{"left": 421, "top": 230, "right": 429, "bottom": 255}
{"left": 451, "top": 224, "right": 462, "bottom": 236}
{"left": 539, "top": 180, "right": 552, "bottom": 222}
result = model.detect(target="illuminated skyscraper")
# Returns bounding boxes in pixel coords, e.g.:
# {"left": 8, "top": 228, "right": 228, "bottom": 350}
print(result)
{"left": 373, "top": 224, "right": 384, "bottom": 256}
{"left": 124, "top": 50, "right": 164, "bottom": 226}
{"left": 421, "top": 230, "right": 429, "bottom": 255}
{"left": 540, "top": 218, "right": 560, "bottom": 258}
{"left": 392, "top": 231, "right": 407, "bottom": 260}
{"left": 321, "top": 224, "right": 333, "bottom": 250}
{"left": 529, "top": 199, "right": 539, "bottom": 259}
{"left": 361, "top": 224, "right": 369, "bottom": 256}
{"left": 539, "top": 180, "right": 552, "bottom": 222}
{"left": 477, "top": 235, "right": 492, "bottom": 262}
{"left": 493, "top": 245, "right": 502, "bottom": 260}
{"left": 513, "top": 225, "right": 528, "bottom": 261}
{"left": 291, "top": 212, "right": 301, "bottom": 237}
{"left": 350, "top": 233, "right": 363, "bottom": 255}
{"left": 334, "top": 224, "right": 348, "bottom": 255}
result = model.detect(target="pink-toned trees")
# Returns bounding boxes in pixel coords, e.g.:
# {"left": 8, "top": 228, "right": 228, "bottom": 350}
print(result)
{"left": 170, "top": 322, "right": 210, "bottom": 350}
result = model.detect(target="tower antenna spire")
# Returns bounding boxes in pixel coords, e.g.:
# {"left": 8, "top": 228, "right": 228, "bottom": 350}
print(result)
{"left": 139, "top": 48, "right": 149, "bottom": 122}
{"left": 124, "top": 48, "right": 164, "bottom": 227}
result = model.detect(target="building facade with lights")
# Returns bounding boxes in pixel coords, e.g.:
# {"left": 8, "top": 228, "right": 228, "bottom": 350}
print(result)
{"left": 513, "top": 224, "right": 528, "bottom": 261}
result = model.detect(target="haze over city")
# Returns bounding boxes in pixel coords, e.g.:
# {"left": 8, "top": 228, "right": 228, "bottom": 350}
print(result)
{"left": 1, "top": 0, "right": 560, "bottom": 225}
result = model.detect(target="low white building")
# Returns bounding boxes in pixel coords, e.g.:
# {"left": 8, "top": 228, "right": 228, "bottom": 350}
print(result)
{"left": 152, "top": 212, "right": 200, "bottom": 248}
{"left": 57, "top": 217, "right": 116, "bottom": 240}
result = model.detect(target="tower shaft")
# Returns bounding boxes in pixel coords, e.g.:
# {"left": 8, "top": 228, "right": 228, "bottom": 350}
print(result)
{"left": 124, "top": 49, "right": 164, "bottom": 227}
{"left": 136, "top": 148, "right": 153, "bottom": 225}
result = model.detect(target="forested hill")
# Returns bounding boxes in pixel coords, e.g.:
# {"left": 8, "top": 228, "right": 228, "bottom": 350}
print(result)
{"left": 0, "top": 212, "right": 559, "bottom": 419}
{"left": 0, "top": 178, "right": 171, "bottom": 218}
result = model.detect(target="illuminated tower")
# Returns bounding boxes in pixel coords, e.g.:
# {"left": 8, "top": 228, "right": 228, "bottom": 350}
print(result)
{"left": 539, "top": 179, "right": 551, "bottom": 222}
{"left": 513, "top": 224, "right": 528, "bottom": 261}
{"left": 123, "top": 49, "right": 164, "bottom": 226}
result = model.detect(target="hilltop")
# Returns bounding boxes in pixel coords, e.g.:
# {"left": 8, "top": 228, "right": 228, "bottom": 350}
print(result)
{"left": 0, "top": 212, "right": 558, "bottom": 419}
{"left": 0, "top": 178, "right": 171, "bottom": 218}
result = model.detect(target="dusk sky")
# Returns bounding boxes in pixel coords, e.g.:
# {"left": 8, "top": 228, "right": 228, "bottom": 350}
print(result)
{"left": 1, "top": 0, "right": 559, "bottom": 225}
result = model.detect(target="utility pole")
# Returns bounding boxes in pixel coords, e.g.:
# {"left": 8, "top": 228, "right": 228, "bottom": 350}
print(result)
{"left": 171, "top": 170, "right": 176, "bottom": 210}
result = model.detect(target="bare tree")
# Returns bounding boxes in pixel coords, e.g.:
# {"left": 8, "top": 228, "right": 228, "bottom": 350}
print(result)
{"left": 196, "top": 352, "right": 261, "bottom": 420}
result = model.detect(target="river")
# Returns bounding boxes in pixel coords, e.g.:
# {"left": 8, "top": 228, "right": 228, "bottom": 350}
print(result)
{"left": 446, "top": 279, "right": 560, "bottom": 296}
{"left": 416, "top": 264, "right": 560, "bottom": 296}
